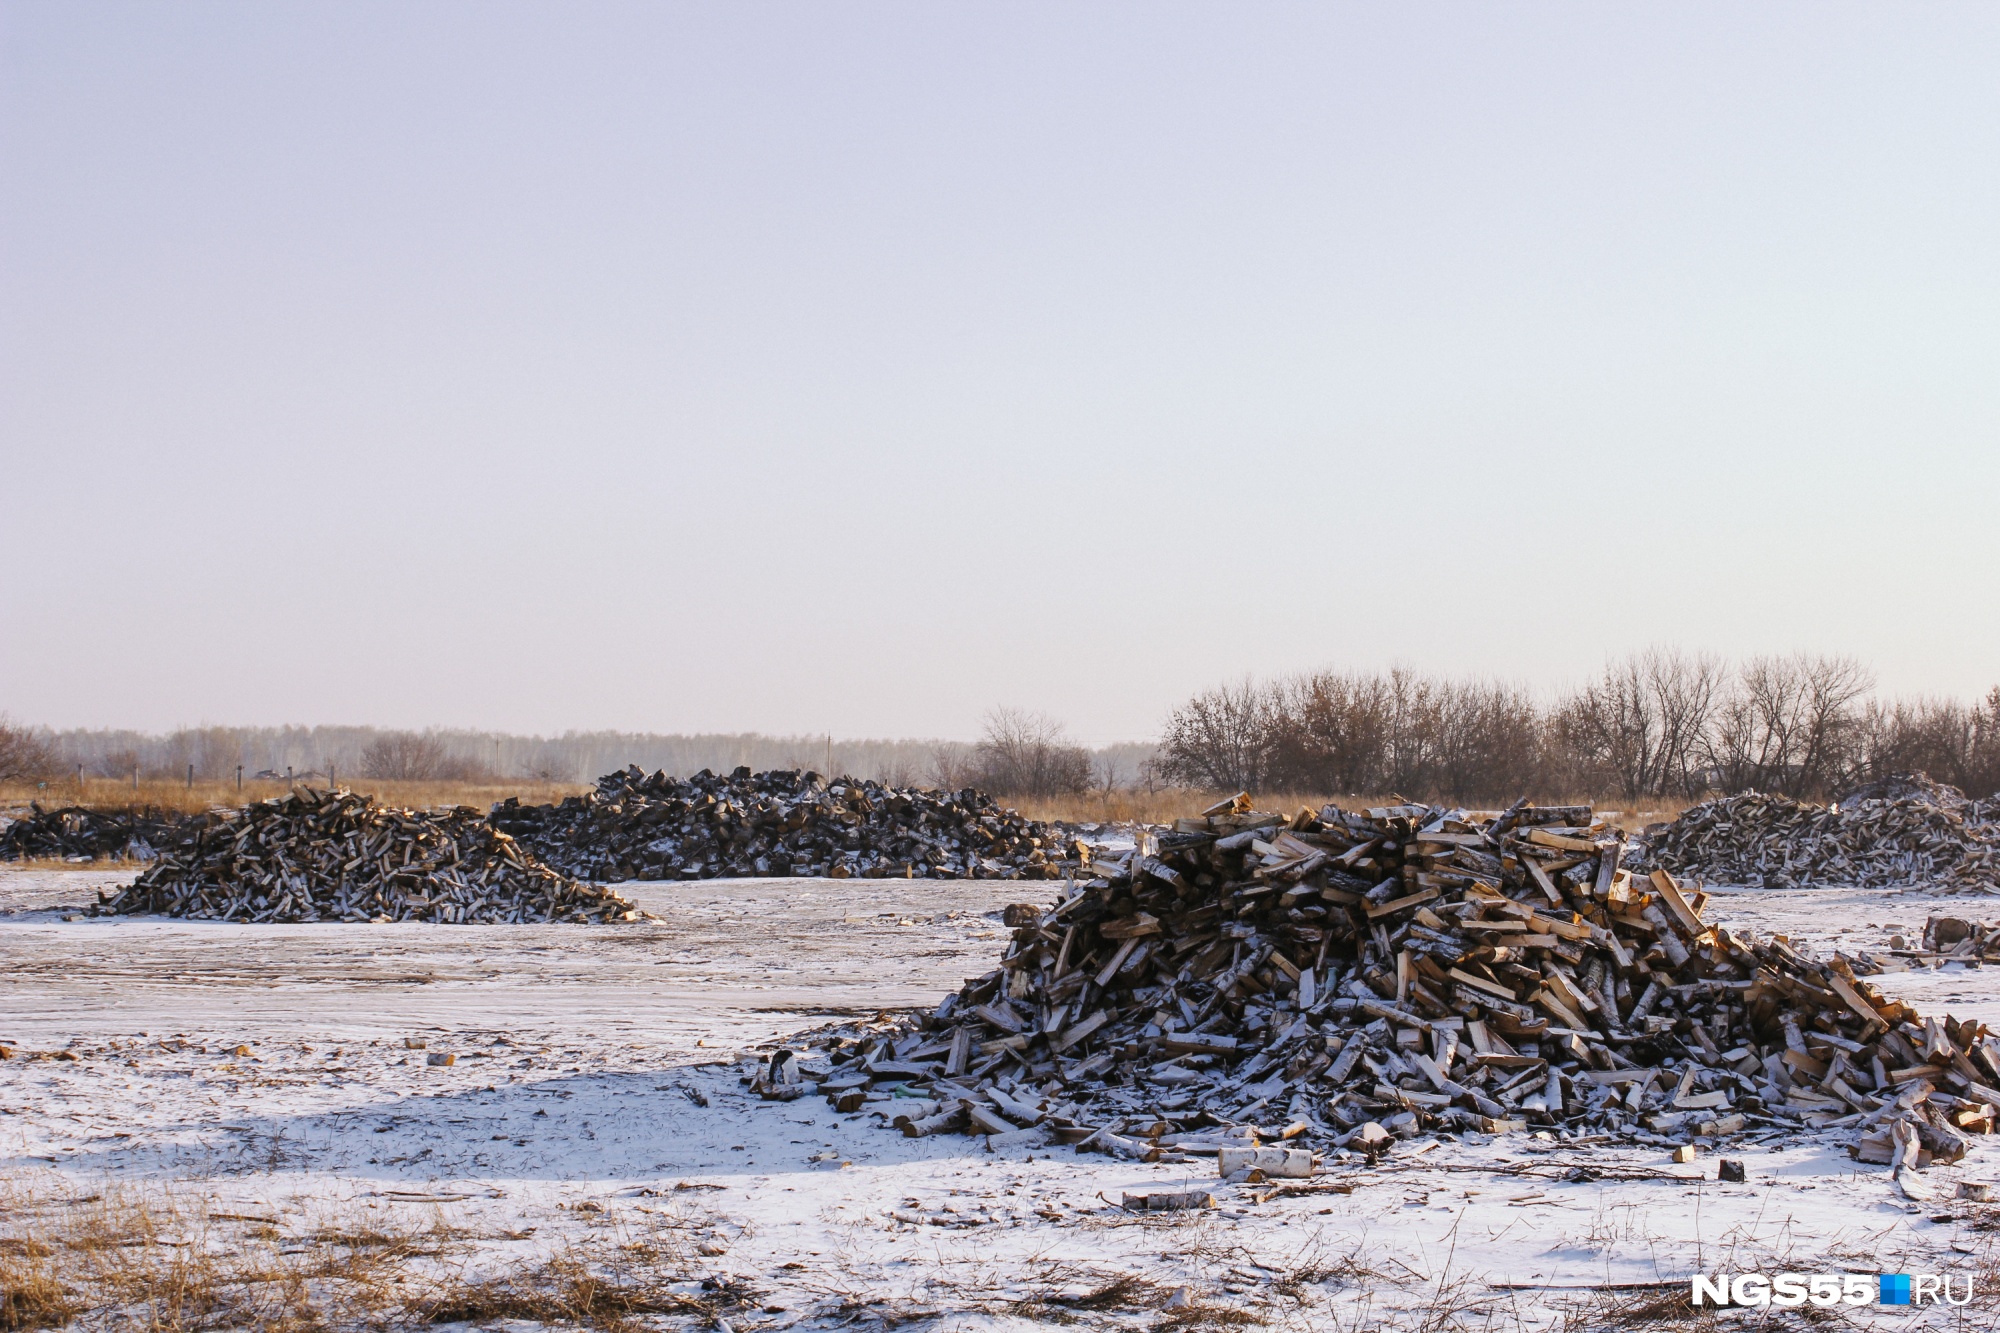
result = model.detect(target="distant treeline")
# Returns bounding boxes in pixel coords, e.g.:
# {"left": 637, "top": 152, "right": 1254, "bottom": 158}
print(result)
{"left": 11, "top": 651, "right": 1998, "bottom": 808}
{"left": 8, "top": 719, "right": 1159, "bottom": 797}
{"left": 1159, "top": 652, "right": 2000, "bottom": 805}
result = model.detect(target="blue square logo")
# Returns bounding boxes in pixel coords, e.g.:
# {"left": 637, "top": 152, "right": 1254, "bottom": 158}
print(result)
{"left": 1880, "top": 1274, "right": 1911, "bottom": 1306}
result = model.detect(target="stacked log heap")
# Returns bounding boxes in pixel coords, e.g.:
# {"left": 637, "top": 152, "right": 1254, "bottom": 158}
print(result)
{"left": 765, "top": 797, "right": 1997, "bottom": 1177}
{"left": 96, "top": 787, "right": 637, "bottom": 925}
{"left": 1643, "top": 774, "right": 2000, "bottom": 894}
{"left": 492, "top": 766, "right": 1080, "bottom": 883}
{"left": 0, "top": 803, "right": 185, "bottom": 862}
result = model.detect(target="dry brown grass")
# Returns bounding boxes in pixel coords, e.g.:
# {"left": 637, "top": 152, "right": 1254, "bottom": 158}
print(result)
{"left": 408, "top": 1252, "right": 717, "bottom": 1328}
{"left": 0, "top": 1175, "right": 738, "bottom": 1332}
{"left": 0, "top": 1243, "right": 77, "bottom": 1331}
{"left": 1549, "top": 1287, "right": 1715, "bottom": 1331}
{"left": 0, "top": 776, "right": 589, "bottom": 822}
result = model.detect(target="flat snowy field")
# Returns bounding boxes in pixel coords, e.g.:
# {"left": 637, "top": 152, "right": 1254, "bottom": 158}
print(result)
{"left": 3, "top": 867, "right": 1998, "bottom": 1330}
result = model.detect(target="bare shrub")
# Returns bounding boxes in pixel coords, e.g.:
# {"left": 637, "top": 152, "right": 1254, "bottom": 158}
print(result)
{"left": 358, "top": 730, "right": 486, "bottom": 782}
{"left": 0, "top": 716, "right": 56, "bottom": 783}
{"left": 97, "top": 748, "right": 140, "bottom": 781}
{"left": 972, "top": 708, "right": 1092, "bottom": 800}
{"left": 520, "top": 751, "right": 576, "bottom": 783}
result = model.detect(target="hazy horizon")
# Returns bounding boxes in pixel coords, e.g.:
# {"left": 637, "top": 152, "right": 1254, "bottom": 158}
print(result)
{"left": 6, "top": 3, "right": 1997, "bottom": 745}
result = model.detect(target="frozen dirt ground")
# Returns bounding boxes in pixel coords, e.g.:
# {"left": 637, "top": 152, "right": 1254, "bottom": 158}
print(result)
{"left": 4, "top": 867, "right": 2000, "bottom": 1330}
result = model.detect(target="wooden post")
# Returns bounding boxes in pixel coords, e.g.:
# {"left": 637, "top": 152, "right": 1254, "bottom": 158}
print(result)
{"left": 186, "top": 763, "right": 193, "bottom": 791}
{"left": 236, "top": 764, "right": 243, "bottom": 792}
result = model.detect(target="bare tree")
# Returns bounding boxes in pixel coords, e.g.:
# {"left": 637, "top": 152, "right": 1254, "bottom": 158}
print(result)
{"left": 1558, "top": 649, "right": 1726, "bottom": 800}
{"left": 1378, "top": 666, "right": 1442, "bottom": 798}
{"left": 1852, "top": 686, "right": 2000, "bottom": 797}
{"left": 0, "top": 715, "right": 57, "bottom": 782}
{"left": 1706, "top": 654, "right": 1873, "bottom": 797}
{"left": 1425, "top": 677, "right": 1547, "bottom": 804}
{"left": 1159, "top": 680, "right": 1269, "bottom": 792}
{"left": 972, "top": 708, "right": 1092, "bottom": 799}
{"left": 1977, "top": 686, "right": 2000, "bottom": 797}
{"left": 1262, "top": 670, "right": 1394, "bottom": 794}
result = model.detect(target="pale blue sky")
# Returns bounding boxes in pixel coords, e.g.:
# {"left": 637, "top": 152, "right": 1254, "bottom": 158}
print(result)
{"left": 3, "top": 3, "right": 1996, "bottom": 742}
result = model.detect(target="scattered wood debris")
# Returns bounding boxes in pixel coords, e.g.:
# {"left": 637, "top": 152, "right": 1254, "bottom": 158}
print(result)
{"left": 1920, "top": 914, "right": 2000, "bottom": 960}
{"left": 0, "top": 803, "right": 184, "bottom": 862}
{"left": 1642, "top": 773, "right": 2000, "bottom": 893}
{"left": 93, "top": 787, "right": 637, "bottom": 924}
{"left": 492, "top": 765, "right": 1082, "bottom": 882}
{"left": 767, "top": 795, "right": 2000, "bottom": 1177}
{"left": 1849, "top": 914, "right": 2000, "bottom": 976}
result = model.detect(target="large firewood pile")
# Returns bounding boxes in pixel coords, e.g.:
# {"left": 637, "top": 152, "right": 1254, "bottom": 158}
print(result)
{"left": 760, "top": 796, "right": 1997, "bottom": 1178}
{"left": 0, "top": 803, "right": 185, "bottom": 862}
{"left": 1642, "top": 775, "right": 2000, "bottom": 894}
{"left": 94, "top": 788, "right": 638, "bottom": 925}
{"left": 491, "top": 766, "right": 1079, "bottom": 883}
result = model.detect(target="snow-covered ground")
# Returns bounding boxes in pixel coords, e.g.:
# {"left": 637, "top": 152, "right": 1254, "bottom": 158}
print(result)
{"left": 3, "top": 867, "right": 1998, "bottom": 1329}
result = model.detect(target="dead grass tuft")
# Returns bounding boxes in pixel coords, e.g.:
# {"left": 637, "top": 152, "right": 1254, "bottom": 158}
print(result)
{"left": 0, "top": 1175, "right": 744, "bottom": 1332}
{"left": 407, "top": 1253, "right": 712, "bottom": 1329}
{"left": 1064, "top": 1274, "right": 1176, "bottom": 1310}
{"left": 1152, "top": 1308, "right": 1263, "bottom": 1332}
{"left": 303, "top": 1224, "right": 453, "bottom": 1262}
{"left": 1554, "top": 1287, "right": 1716, "bottom": 1331}
{"left": 0, "top": 1251, "right": 78, "bottom": 1332}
